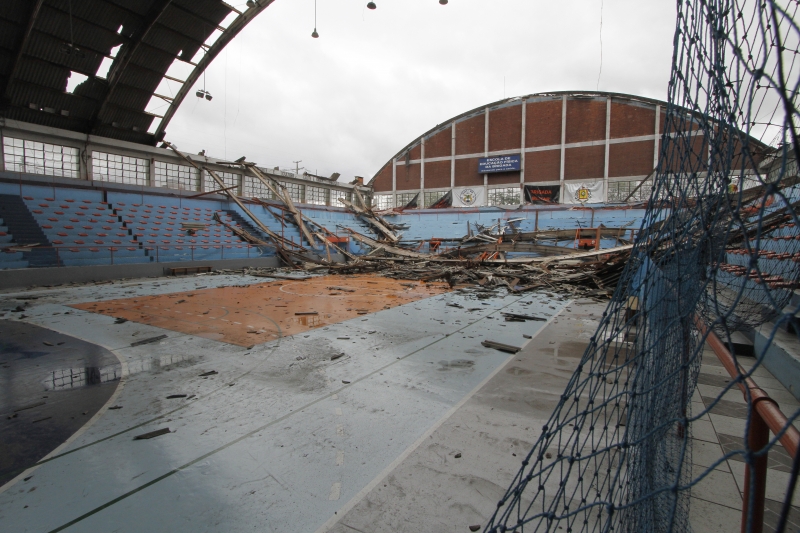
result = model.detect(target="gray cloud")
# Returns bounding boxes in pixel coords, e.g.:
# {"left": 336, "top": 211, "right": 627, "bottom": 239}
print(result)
{"left": 165, "top": 0, "right": 676, "bottom": 180}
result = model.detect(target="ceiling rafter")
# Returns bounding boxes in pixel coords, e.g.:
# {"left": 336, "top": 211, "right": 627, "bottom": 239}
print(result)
{"left": 39, "top": 3, "right": 209, "bottom": 63}
{"left": 155, "top": 1, "right": 275, "bottom": 141}
{"left": 90, "top": 0, "right": 174, "bottom": 134}
{"left": 2, "top": 0, "right": 45, "bottom": 103}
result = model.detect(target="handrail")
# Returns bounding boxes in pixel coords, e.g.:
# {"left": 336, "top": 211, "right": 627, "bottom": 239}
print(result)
{"left": 695, "top": 316, "right": 799, "bottom": 533}
{"left": 695, "top": 317, "right": 800, "bottom": 458}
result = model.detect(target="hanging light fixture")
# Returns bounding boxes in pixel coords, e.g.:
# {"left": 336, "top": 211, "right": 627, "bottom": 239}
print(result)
{"left": 439, "top": 0, "right": 448, "bottom": 4}
{"left": 311, "top": 0, "right": 319, "bottom": 38}
{"left": 367, "top": 1, "right": 376, "bottom": 9}
{"left": 196, "top": 64, "right": 212, "bottom": 101}
{"left": 246, "top": 0, "right": 256, "bottom": 7}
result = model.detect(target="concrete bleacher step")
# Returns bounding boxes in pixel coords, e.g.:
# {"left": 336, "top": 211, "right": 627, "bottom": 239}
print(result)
{"left": 729, "top": 330, "right": 755, "bottom": 357}
{"left": 0, "top": 194, "right": 60, "bottom": 267}
{"left": 755, "top": 320, "right": 800, "bottom": 400}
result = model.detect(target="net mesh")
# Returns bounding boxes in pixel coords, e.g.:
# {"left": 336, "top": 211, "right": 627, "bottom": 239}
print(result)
{"left": 484, "top": 1, "right": 800, "bottom": 531}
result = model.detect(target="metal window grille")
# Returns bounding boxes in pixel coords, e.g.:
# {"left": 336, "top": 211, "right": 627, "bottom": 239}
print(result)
{"left": 204, "top": 171, "right": 241, "bottom": 195}
{"left": 424, "top": 191, "right": 447, "bottom": 207}
{"left": 154, "top": 161, "right": 198, "bottom": 191}
{"left": 608, "top": 180, "right": 654, "bottom": 203}
{"left": 487, "top": 187, "right": 521, "bottom": 206}
{"left": 373, "top": 194, "right": 393, "bottom": 210}
{"left": 243, "top": 175, "right": 274, "bottom": 199}
{"left": 92, "top": 151, "right": 149, "bottom": 186}
{"left": 3, "top": 137, "right": 79, "bottom": 178}
{"left": 279, "top": 181, "right": 305, "bottom": 203}
{"left": 396, "top": 193, "right": 417, "bottom": 207}
{"left": 306, "top": 186, "right": 329, "bottom": 206}
{"left": 331, "top": 190, "right": 352, "bottom": 205}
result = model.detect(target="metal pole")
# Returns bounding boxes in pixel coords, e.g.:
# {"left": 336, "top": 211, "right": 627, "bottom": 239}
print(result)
{"left": 742, "top": 408, "right": 769, "bottom": 533}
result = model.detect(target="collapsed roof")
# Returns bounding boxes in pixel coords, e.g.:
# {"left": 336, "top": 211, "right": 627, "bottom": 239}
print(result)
{"left": 0, "top": 0, "right": 272, "bottom": 146}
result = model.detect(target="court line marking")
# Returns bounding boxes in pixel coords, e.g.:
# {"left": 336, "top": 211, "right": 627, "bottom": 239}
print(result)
{"left": 312, "top": 302, "right": 571, "bottom": 533}
{"left": 42, "top": 293, "right": 539, "bottom": 532}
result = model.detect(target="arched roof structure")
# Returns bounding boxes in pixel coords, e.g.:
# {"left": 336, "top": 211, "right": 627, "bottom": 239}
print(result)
{"left": 0, "top": 0, "right": 273, "bottom": 146}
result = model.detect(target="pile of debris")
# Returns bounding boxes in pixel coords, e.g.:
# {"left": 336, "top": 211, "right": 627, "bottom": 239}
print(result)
{"left": 161, "top": 143, "right": 636, "bottom": 298}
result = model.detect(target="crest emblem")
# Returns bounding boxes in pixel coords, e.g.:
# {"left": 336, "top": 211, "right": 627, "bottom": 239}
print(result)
{"left": 575, "top": 186, "right": 592, "bottom": 203}
{"left": 459, "top": 188, "right": 477, "bottom": 206}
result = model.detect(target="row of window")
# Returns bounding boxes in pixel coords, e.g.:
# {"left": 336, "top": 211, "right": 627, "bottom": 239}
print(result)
{"left": 2, "top": 137, "right": 356, "bottom": 206}
{"left": 374, "top": 188, "right": 523, "bottom": 209}
{"left": 607, "top": 180, "right": 652, "bottom": 203}
{"left": 377, "top": 182, "right": 657, "bottom": 208}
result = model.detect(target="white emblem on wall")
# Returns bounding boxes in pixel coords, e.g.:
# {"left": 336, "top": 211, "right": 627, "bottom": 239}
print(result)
{"left": 453, "top": 187, "right": 485, "bottom": 207}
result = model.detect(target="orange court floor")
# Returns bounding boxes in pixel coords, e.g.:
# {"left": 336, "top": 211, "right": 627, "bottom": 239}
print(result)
{"left": 71, "top": 274, "right": 451, "bottom": 346}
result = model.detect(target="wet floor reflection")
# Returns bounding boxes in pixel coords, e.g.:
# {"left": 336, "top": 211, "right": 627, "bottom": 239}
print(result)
{"left": 43, "top": 353, "right": 195, "bottom": 390}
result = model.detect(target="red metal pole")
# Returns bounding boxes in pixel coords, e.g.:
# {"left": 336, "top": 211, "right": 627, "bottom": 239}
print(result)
{"left": 742, "top": 407, "right": 769, "bottom": 533}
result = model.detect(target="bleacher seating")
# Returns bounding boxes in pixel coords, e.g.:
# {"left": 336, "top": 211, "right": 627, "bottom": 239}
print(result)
{"left": 0, "top": 180, "right": 656, "bottom": 270}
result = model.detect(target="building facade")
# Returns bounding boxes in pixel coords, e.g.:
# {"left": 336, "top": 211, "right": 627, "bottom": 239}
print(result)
{"left": 371, "top": 91, "right": 672, "bottom": 208}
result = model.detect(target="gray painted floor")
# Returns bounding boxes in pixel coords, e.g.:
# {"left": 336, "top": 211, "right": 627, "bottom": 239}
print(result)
{"left": 0, "top": 273, "right": 566, "bottom": 532}
{"left": 0, "top": 274, "right": 795, "bottom": 532}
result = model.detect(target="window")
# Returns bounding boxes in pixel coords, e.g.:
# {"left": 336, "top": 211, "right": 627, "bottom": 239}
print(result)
{"left": 154, "top": 161, "right": 198, "bottom": 191}
{"left": 396, "top": 193, "right": 418, "bottom": 208}
{"left": 424, "top": 190, "right": 447, "bottom": 207}
{"left": 92, "top": 151, "right": 149, "bottom": 185}
{"left": 331, "top": 191, "right": 352, "bottom": 205}
{"left": 279, "top": 181, "right": 305, "bottom": 203}
{"left": 373, "top": 194, "right": 393, "bottom": 210}
{"left": 205, "top": 171, "right": 240, "bottom": 195}
{"left": 608, "top": 180, "right": 652, "bottom": 203}
{"left": 306, "top": 186, "right": 329, "bottom": 206}
{"left": 243, "top": 175, "right": 275, "bottom": 199}
{"left": 488, "top": 187, "right": 521, "bottom": 206}
{"left": 3, "top": 137, "right": 80, "bottom": 178}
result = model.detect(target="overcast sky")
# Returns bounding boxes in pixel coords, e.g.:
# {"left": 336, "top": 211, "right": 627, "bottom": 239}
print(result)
{"left": 161, "top": 0, "right": 677, "bottom": 181}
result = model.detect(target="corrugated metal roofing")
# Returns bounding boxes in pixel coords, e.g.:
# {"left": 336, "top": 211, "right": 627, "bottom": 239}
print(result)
{"left": 0, "top": 0, "right": 272, "bottom": 146}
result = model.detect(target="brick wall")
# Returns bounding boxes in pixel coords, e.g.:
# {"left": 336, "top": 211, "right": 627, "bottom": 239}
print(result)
{"left": 565, "top": 99, "right": 606, "bottom": 144}
{"left": 489, "top": 104, "right": 522, "bottom": 152}
{"left": 526, "top": 99, "right": 562, "bottom": 147}
{"left": 424, "top": 160, "right": 451, "bottom": 189}
{"left": 609, "top": 140, "right": 654, "bottom": 177}
{"left": 397, "top": 162, "right": 421, "bottom": 190}
{"left": 455, "top": 157, "right": 484, "bottom": 186}
{"left": 373, "top": 164, "right": 392, "bottom": 192}
{"left": 564, "top": 145, "right": 605, "bottom": 180}
{"left": 610, "top": 101, "right": 655, "bottom": 138}
{"left": 370, "top": 93, "right": 744, "bottom": 202}
{"left": 455, "top": 114, "right": 485, "bottom": 155}
{"left": 524, "top": 150, "right": 560, "bottom": 182}
{"left": 425, "top": 128, "right": 451, "bottom": 159}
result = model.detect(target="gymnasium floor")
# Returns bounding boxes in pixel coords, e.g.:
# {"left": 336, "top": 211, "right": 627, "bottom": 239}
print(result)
{"left": 0, "top": 271, "right": 566, "bottom": 532}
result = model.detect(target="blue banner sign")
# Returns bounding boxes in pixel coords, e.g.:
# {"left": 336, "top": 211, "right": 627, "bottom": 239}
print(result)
{"left": 479, "top": 154, "right": 521, "bottom": 173}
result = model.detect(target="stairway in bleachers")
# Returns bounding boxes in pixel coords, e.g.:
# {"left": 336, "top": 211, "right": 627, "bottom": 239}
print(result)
{"left": 223, "top": 210, "right": 271, "bottom": 242}
{"left": 21, "top": 194, "right": 146, "bottom": 267}
{"left": 0, "top": 194, "right": 58, "bottom": 267}
{"left": 110, "top": 202, "right": 269, "bottom": 263}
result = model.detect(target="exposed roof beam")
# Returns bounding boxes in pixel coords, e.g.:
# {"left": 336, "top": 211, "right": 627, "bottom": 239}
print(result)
{"left": 1, "top": 0, "right": 44, "bottom": 104}
{"left": 9, "top": 78, "right": 163, "bottom": 121}
{"left": 155, "top": 1, "right": 274, "bottom": 142}
{"left": 90, "top": 0, "right": 173, "bottom": 135}
{"left": 40, "top": 4, "right": 209, "bottom": 63}
{"left": 164, "top": 3, "right": 228, "bottom": 34}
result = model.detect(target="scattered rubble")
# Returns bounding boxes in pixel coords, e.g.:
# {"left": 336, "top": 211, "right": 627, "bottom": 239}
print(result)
{"left": 134, "top": 428, "right": 171, "bottom": 440}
